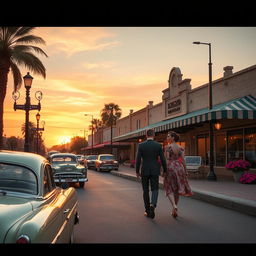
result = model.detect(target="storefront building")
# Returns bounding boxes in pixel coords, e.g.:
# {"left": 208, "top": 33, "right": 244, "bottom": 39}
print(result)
{"left": 113, "top": 65, "right": 256, "bottom": 180}
{"left": 85, "top": 126, "right": 130, "bottom": 159}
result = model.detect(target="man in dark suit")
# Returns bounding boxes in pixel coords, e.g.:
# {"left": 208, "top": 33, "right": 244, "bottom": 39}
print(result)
{"left": 136, "top": 128, "right": 167, "bottom": 219}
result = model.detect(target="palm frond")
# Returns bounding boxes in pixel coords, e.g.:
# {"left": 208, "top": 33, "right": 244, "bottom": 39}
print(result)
{"left": 13, "top": 45, "right": 48, "bottom": 57}
{"left": 10, "top": 61, "right": 22, "bottom": 91}
{"left": 12, "top": 51, "right": 46, "bottom": 78}
{"left": 14, "top": 35, "right": 46, "bottom": 45}
{"left": 15, "top": 27, "right": 35, "bottom": 37}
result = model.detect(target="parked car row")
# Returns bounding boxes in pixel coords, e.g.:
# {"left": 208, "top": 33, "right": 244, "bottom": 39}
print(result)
{"left": 0, "top": 150, "right": 79, "bottom": 244}
{"left": 0, "top": 150, "right": 119, "bottom": 244}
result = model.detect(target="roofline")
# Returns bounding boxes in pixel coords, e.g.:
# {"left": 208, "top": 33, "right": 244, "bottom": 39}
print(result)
{"left": 191, "top": 64, "right": 256, "bottom": 93}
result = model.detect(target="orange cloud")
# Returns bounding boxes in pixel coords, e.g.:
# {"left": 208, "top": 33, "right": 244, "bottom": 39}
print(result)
{"left": 36, "top": 27, "right": 120, "bottom": 56}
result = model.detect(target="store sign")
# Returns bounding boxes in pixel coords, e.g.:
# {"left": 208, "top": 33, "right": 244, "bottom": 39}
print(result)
{"left": 167, "top": 98, "right": 181, "bottom": 115}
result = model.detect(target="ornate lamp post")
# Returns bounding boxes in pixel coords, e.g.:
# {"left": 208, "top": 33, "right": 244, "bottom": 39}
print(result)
{"left": 193, "top": 41, "right": 217, "bottom": 181}
{"left": 12, "top": 72, "right": 43, "bottom": 152}
{"left": 85, "top": 114, "right": 94, "bottom": 155}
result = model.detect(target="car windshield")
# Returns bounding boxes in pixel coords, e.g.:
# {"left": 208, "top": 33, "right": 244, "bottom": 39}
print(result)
{"left": 0, "top": 163, "right": 37, "bottom": 195}
{"left": 87, "top": 155, "right": 97, "bottom": 160}
{"left": 51, "top": 156, "right": 77, "bottom": 164}
{"left": 100, "top": 155, "right": 115, "bottom": 160}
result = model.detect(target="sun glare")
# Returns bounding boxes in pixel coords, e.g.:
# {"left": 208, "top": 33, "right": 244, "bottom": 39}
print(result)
{"left": 58, "top": 136, "right": 71, "bottom": 144}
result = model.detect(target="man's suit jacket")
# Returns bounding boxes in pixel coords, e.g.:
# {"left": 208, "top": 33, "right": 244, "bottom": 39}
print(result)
{"left": 136, "top": 139, "right": 167, "bottom": 176}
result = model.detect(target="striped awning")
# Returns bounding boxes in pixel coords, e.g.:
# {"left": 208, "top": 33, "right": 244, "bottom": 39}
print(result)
{"left": 113, "top": 95, "right": 256, "bottom": 141}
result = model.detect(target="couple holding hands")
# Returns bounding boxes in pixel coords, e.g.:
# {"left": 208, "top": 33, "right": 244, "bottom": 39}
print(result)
{"left": 136, "top": 129, "right": 193, "bottom": 219}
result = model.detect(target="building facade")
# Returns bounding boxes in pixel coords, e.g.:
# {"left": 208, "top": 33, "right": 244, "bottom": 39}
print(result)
{"left": 113, "top": 64, "right": 256, "bottom": 180}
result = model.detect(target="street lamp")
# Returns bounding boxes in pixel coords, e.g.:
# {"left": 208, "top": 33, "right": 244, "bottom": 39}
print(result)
{"left": 85, "top": 114, "right": 94, "bottom": 155}
{"left": 36, "top": 112, "right": 40, "bottom": 154}
{"left": 193, "top": 41, "right": 217, "bottom": 181}
{"left": 13, "top": 72, "right": 43, "bottom": 152}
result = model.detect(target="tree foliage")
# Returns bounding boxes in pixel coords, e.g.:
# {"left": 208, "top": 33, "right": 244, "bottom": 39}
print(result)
{"left": 100, "top": 103, "right": 122, "bottom": 127}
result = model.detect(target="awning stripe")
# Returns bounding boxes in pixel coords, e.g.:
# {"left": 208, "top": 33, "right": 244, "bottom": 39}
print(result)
{"left": 238, "top": 110, "right": 243, "bottom": 119}
{"left": 246, "top": 95, "right": 256, "bottom": 105}
{"left": 238, "top": 99, "right": 254, "bottom": 110}
{"left": 230, "top": 103, "right": 242, "bottom": 110}
{"left": 242, "top": 97, "right": 256, "bottom": 110}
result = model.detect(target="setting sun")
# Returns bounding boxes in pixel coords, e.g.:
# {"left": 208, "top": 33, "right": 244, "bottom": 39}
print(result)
{"left": 58, "top": 136, "right": 71, "bottom": 145}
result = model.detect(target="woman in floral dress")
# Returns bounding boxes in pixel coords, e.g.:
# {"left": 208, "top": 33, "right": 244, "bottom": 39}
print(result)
{"left": 162, "top": 131, "right": 193, "bottom": 218}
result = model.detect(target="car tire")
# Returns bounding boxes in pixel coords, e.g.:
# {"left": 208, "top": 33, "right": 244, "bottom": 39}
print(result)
{"left": 79, "top": 182, "right": 85, "bottom": 188}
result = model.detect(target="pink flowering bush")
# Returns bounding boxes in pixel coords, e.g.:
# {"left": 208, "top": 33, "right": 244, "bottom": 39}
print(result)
{"left": 225, "top": 160, "right": 251, "bottom": 172}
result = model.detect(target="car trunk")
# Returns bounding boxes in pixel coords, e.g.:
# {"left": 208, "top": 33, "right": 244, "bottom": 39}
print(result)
{"left": 0, "top": 195, "right": 33, "bottom": 243}
{"left": 53, "top": 164, "right": 79, "bottom": 173}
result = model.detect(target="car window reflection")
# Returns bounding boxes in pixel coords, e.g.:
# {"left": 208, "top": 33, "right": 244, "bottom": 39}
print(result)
{"left": 0, "top": 163, "right": 37, "bottom": 195}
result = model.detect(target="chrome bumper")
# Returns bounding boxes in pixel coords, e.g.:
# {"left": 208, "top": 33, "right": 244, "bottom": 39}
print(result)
{"left": 54, "top": 177, "right": 88, "bottom": 183}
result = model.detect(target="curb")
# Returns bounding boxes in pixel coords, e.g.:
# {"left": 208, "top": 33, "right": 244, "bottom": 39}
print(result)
{"left": 110, "top": 171, "right": 256, "bottom": 217}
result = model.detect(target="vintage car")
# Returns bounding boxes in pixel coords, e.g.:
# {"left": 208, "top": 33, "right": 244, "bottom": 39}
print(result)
{"left": 49, "top": 153, "right": 88, "bottom": 188}
{"left": 85, "top": 155, "right": 98, "bottom": 170}
{"left": 0, "top": 150, "right": 79, "bottom": 243}
{"left": 95, "top": 154, "right": 119, "bottom": 172}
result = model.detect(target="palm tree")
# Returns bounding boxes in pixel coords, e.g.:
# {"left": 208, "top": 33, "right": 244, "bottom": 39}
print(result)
{"left": 0, "top": 27, "right": 48, "bottom": 149}
{"left": 101, "top": 103, "right": 122, "bottom": 127}
{"left": 88, "top": 118, "right": 104, "bottom": 132}
{"left": 101, "top": 103, "right": 122, "bottom": 154}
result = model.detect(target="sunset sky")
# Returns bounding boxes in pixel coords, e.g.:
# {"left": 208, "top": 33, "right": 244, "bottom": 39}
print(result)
{"left": 3, "top": 27, "right": 256, "bottom": 148}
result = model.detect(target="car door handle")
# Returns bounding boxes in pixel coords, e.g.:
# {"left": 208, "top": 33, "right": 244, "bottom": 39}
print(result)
{"left": 63, "top": 208, "right": 70, "bottom": 214}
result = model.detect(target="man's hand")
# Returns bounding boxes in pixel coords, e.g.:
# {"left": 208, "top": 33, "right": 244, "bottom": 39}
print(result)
{"left": 136, "top": 172, "right": 141, "bottom": 179}
{"left": 161, "top": 171, "right": 166, "bottom": 178}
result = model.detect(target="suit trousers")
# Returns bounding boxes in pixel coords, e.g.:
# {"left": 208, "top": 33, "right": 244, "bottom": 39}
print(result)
{"left": 141, "top": 175, "right": 159, "bottom": 210}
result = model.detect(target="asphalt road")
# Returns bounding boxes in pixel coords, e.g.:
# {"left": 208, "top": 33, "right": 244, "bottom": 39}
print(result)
{"left": 73, "top": 170, "right": 256, "bottom": 243}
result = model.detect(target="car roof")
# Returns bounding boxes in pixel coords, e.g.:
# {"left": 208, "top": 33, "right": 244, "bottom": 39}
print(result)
{"left": 50, "top": 153, "right": 77, "bottom": 157}
{"left": 98, "top": 154, "right": 114, "bottom": 156}
{"left": 0, "top": 150, "right": 48, "bottom": 174}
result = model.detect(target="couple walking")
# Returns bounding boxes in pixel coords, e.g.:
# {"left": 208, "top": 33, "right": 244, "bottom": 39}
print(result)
{"left": 136, "top": 129, "right": 193, "bottom": 219}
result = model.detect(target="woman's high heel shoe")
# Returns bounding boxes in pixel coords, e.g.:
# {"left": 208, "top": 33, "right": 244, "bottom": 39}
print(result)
{"left": 171, "top": 208, "right": 178, "bottom": 218}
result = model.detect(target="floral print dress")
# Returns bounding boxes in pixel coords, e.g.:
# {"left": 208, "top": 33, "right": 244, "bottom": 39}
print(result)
{"left": 163, "top": 144, "right": 193, "bottom": 197}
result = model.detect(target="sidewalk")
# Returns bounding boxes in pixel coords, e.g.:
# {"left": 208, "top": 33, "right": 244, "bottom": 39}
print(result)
{"left": 111, "top": 165, "right": 256, "bottom": 217}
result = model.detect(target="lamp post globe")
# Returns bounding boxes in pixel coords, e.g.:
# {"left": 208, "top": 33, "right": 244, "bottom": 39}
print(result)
{"left": 23, "top": 72, "right": 33, "bottom": 88}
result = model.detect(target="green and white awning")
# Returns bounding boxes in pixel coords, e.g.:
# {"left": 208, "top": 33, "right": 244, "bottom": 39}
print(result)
{"left": 113, "top": 95, "right": 256, "bottom": 141}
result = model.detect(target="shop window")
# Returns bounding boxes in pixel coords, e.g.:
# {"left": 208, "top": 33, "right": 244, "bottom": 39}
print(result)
{"left": 245, "top": 127, "right": 256, "bottom": 168}
{"left": 215, "top": 133, "right": 226, "bottom": 166}
{"left": 197, "top": 134, "right": 210, "bottom": 165}
{"left": 227, "top": 129, "right": 243, "bottom": 162}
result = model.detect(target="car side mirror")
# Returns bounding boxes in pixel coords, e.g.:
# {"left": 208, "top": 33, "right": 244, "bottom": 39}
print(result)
{"left": 61, "top": 182, "right": 69, "bottom": 189}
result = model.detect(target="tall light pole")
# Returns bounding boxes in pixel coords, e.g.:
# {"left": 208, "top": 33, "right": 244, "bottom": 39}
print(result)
{"left": 193, "top": 41, "right": 217, "bottom": 181}
{"left": 85, "top": 114, "right": 94, "bottom": 155}
{"left": 13, "top": 72, "right": 42, "bottom": 152}
{"left": 36, "top": 112, "right": 40, "bottom": 154}
{"left": 109, "top": 106, "right": 113, "bottom": 155}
